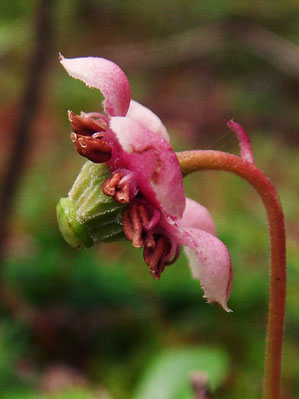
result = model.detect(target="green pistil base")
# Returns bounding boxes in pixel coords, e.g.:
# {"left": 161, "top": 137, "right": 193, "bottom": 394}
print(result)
{"left": 57, "top": 161, "right": 126, "bottom": 249}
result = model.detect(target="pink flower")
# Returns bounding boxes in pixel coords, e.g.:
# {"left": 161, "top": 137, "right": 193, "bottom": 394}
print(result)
{"left": 60, "top": 56, "right": 233, "bottom": 311}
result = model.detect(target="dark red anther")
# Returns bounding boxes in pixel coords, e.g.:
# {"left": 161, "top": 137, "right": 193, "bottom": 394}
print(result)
{"left": 103, "top": 172, "right": 134, "bottom": 204}
{"left": 123, "top": 203, "right": 144, "bottom": 248}
{"left": 114, "top": 185, "right": 130, "bottom": 204}
{"left": 138, "top": 205, "right": 155, "bottom": 248}
{"left": 102, "top": 172, "right": 122, "bottom": 197}
{"left": 143, "top": 235, "right": 173, "bottom": 279}
{"left": 70, "top": 132, "right": 112, "bottom": 163}
{"left": 122, "top": 203, "right": 156, "bottom": 248}
{"left": 164, "top": 244, "right": 180, "bottom": 266}
{"left": 68, "top": 111, "right": 107, "bottom": 135}
{"left": 122, "top": 203, "right": 180, "bottom": 278}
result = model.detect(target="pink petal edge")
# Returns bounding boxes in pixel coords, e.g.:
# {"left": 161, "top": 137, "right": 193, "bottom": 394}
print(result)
{"left": 60, "top": 55, "right": 131, "bottom": 117}
{"left": 161, "top": 216, "right": 233, "bottom": 311}
{"left": 109, "top": 116, "right": 186, "bottom": 218}
{"left": 180, "top": 198, "right": 217, "bottom": 236}
{"left": 183, "top": 229, "right": 233, "bottom": 312}
{"left": 126, "top": 100, "right": 170, "bottom": 142}
{"left": 227, "top": 120, "right": 254, "bottom": 164}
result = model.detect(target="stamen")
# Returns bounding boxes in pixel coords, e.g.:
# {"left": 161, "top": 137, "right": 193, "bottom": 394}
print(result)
{"left": 165, "top": 245, "right": 180, "bottom": 266}
{"left": 122, "top": 203, "right": 156, "bottom": 249}
{"left": 123, "top": 203, "right": 144, "bottom": 248}
{"left": 81, "top": 111, "right": 109, "bottom": 125}
{"left": 144, "top": 208, "right": 161, "bottom": 231}
{"left": 122, "top": 203, "right": 179, "bottom": 278}
{"left": 102, "top": 171, "right": 137, "bottom": 204}
{"left": 143, "top": 235, "right": 172, "bottom": 279}
{"left": 78, "top": 137, "right": 87, "bottom": 148}
{"left": 102, "top": 173, "right": 122, "bottom": 196}
{"left": 138, "top": 205, "right": 155, "bottom": 248}
{"left": 70, "top": 132, "right": 112, "bottom": 163}
{"left": 114, "top": 184, "right": 130, "bottom": 204}
{"left": 68, "top": 111, "right": 107, "bottom": 135}
{"left": 70, "top": 132, "right": 77, "bottom": 143}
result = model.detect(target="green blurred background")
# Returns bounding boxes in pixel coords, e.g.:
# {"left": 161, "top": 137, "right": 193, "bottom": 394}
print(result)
{"left": 0, "top": 1, "right": 298, "bottom": 398}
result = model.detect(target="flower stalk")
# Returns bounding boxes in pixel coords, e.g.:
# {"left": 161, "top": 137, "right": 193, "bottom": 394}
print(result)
{"left": 177, "top": 150, "right": 286, "bottom": 399}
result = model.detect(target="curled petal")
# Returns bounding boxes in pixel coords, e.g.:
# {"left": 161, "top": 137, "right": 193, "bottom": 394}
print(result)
{"left": 227, "top": 120, "right": 254, "bottom": 163}
{"left": 60, "top": 56, "right": 131, "bottom": 117}
{"left": 180, "top": 198, "right": 217, "bottom": 236}
{"left": 126, "top": 100, "right": 170, "bottom": 141}
{"left": 109, "top": 116, "right": 185, "bottom": 218}
{"left": 161, "top": 217, "right": 232, "bottom": 311}
{"left": 183, "top": 228, "right": 233, "bottom": 312}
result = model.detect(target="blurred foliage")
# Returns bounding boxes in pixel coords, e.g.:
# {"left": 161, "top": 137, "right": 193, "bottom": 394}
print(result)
{"left": 0, "top": 0, "right": 298, "bottom": 398}
{"left": 133, "top": 347, "right": 229, "bottom": 399}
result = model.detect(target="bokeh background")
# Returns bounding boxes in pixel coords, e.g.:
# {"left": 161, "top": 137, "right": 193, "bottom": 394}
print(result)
{"left": 0, "top": 1, "right": 298, "bottom": 398}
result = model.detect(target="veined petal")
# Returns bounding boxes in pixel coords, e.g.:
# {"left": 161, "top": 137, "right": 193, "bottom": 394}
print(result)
{"left": 180, "top": 198, "right": 217, "bottom": 236}
{"left": 126, "top": 100, "right": 170, "bottom": 141}
{"left": 160, "top": 217, "right": 232, "bottom": 311}
{"left": 109, "top": 116, "right": 185, "bottom": 218}
{"left": 60, "top": 56, "right": 131, "bottom": 117}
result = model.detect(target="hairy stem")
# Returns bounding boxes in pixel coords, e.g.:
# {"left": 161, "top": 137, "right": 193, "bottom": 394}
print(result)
{"left": 177, "top": 150, "right": 286, "bottom": 399}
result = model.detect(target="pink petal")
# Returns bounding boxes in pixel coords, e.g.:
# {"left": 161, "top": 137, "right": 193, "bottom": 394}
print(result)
{"left": 180, "top": 198, "right": 217, "bottom": 236}
{"left": 183, "top": 229, "right": 233, "bottom": 312}
{"left": 160, "top": 217, "right": 232, "bottom": 311}
{"left": 126, "top": 100, "right": 170, "bottom": 141}
{"left": 60, "top": 56, "right": 131, "bottom": 117}
{"left": 109, "top": 116, "right": 185, "bottom": 218}
{"left": 227, "top": 120, "right": 254, "bottom": 163}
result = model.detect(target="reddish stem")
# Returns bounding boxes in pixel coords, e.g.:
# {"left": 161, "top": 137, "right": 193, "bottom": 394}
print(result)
{"left": 177, "top": 150, "right": 286, "bottom": 399}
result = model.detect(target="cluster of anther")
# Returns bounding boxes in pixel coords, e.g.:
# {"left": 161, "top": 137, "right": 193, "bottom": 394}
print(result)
{"left": 103, "top": 172, "right": 131, "bottom": 204}
{"left": 122, "top": 202, "right": 180, "bottom": 278}
{"left": 68, "top": 111, "right": 112, "bottom": 163}
{"left": 68, "top": 111, "right": 180, "bottom": 278}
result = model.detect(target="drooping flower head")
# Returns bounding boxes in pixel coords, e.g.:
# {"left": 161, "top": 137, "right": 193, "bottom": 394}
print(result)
{"left": 59, "top": 56, "right": 233, "bottom": 311}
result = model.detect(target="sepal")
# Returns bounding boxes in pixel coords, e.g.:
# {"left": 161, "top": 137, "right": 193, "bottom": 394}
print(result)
{"left": 57, "top": 161, "right": 126, "bottom": 248}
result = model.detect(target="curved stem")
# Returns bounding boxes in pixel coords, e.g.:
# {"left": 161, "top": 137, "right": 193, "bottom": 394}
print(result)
{"left": 177, "top": 150, "right": 286, "bottom": 399}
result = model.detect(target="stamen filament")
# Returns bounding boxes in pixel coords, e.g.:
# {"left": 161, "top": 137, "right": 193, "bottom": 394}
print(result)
{"left": 123, "top": 203, "right": 144, "bottom": 248}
